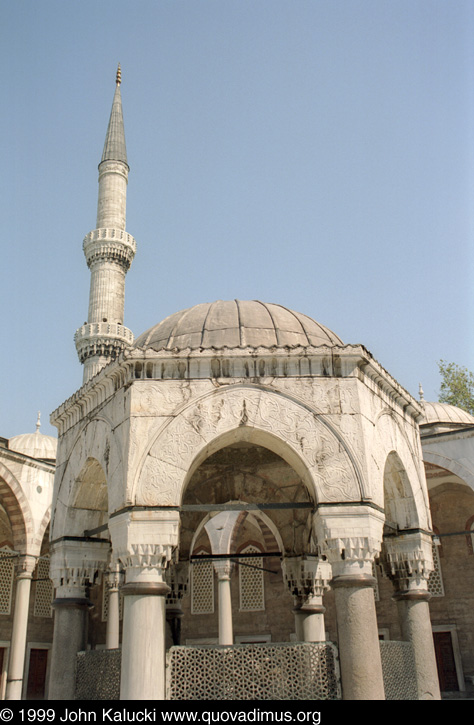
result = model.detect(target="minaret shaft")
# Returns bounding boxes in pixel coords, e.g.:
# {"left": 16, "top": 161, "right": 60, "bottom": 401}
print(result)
{"left": 75, "top": 69, "right": 136, "bottom": 384}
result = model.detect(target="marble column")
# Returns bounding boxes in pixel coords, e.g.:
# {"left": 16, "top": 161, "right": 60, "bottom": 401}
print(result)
{"left": 382, "top": 532, "right": 441, "bottom": 700}
{"left": 314, "top": 505, "right": 386, "bottom": 700}
{"left": 48, "top": 538, "right": 110, "bottom": 700}
{"left": 109, "top": 509, "right": 180, "bottom": 701}
{"left": 214, "top": 560, "right": 234, "bottom": 645}
{"left": 282, "top": 555, "right": 331, "bottom": 642}
{"left": 105, "top": 562, "right": 123, "bottom": 650}
{"left": 5, "top": 554, "right": 36, "bottom": 700}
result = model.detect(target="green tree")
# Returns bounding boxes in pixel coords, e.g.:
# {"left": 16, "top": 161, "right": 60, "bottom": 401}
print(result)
{"left": 438, "top": 360, "right": 474, "bottom": 415}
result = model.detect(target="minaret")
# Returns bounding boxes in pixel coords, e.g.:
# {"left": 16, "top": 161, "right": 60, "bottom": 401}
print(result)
{"left": 74, "top": 65, "right": 137, "bottom": 383}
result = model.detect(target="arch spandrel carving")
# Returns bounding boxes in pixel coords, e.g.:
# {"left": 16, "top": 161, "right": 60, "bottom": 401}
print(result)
{"left": 133, "top": 386, "right": 364, "bottom": 507}
{"left": 372, "top": 411, "right": 431, "bottom": 529}
{"left": 52, "top": 416, "right": 124, "bottom": 539}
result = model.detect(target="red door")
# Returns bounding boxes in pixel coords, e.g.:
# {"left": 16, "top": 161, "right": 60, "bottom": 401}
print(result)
{"left": 433, "top": 631, "right": 459, "bottom": 692}
{"left": 26, "top": 649, "right": 48, "bottom": 700}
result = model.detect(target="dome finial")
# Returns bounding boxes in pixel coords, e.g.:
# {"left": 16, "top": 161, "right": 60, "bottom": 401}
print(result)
{"left": 419, "top": 383, "right": 425, "bottom": 405}
{"left": 36, "top": 411, "right": 41, "bottom": 433}
{"left": 116, "top": 63, "right": 122, "bottom": 86}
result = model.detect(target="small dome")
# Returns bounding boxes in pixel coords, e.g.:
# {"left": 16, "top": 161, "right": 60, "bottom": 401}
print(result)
{"left": 9, "top": 414, "right": 57, "bottom": 461}
{"left": 134, "top": 300, "right": 343, "bottom": 352}
{"left": 420, "top": 401, "right": 474, "bottom": 429}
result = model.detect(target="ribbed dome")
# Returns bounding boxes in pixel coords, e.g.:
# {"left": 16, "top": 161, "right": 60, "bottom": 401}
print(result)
{"left": 9, "top": 415, "right": 57, "bottom": 461}
{"left": 134, "top": 300, "right": 343, "bottom": 352}
{"left": 420, "top": 401, "right": 474, "bottom": 428}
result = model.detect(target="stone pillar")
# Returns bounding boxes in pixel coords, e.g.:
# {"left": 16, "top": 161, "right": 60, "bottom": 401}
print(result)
{"left": 282, "top": 555, "right": 331, "bottom": 642}
{"left": 382, "top": 532, "right": 441, "bottom": 700}
{"left": 165, "top": 562, "right": 189, "bottom": 647}
{"left": 48, "top": 538, "right": 110, "bottom": 700}
{"left": 213, "top": 560, "right": 234, "bottom": 645}
{"left": 105, "top": 561, "right": 124, "bottom": 650}
{"left": 314, "top": 505, "right": 386, "bottom": 700}
{"left": 5, "top": 554, "right": 36, "bottom": 700}
{"left": 109, "top": 509, "right": 180, "bottom": 701}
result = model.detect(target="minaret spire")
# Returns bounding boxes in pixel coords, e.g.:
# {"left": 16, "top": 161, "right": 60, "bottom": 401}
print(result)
{"left": 74, "top": 68, "right": 137, "bottom": 383}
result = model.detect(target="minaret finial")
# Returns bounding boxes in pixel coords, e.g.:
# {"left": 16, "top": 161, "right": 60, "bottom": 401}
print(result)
{"left": 116, "top": 63, "right": 122, "bottom": 86}
{"left": 36, "top": 411, "right": 41, "bottom": 433}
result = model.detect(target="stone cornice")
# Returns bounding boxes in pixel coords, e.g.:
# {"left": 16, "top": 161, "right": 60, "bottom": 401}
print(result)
{"left": 51, "top": 342, "right": 421, "bottom": 437}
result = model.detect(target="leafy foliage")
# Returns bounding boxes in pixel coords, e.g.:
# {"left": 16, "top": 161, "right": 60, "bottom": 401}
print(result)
{"left": 438, "top": 360, "right": 474, "bottom": 415}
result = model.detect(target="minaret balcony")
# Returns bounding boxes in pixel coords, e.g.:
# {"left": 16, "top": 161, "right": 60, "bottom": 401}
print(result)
{"left": 83, "top": 228, "right": 137, "bottom": 270}
{"left": 74, "top": 322, "right": 134, "bottom": 364}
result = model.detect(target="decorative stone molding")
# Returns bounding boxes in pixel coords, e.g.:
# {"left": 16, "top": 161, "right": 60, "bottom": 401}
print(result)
{"left": 282, "top": 555, "right": 331, "bottom": 602}
{"left": 83, "top": 228, "right": 136, "bottom": 271}
{"left": 49, "top": 538, "right": 111, "bottom": 591}
{"left": 108, "top": 508, "right": 180, "bottom": 585}
{"left": 313, "top": 504, "right": 385, "bottom": 579}
{"left": 381, "top": 531, "right": 434, "bottom": 594}
{"left": 213, "top": 559, "right": 234, "bottom": 580}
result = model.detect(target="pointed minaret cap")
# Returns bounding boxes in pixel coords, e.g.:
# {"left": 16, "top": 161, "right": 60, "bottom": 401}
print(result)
{"left": 100, "top": 64, "right": 128, "bottom": 168}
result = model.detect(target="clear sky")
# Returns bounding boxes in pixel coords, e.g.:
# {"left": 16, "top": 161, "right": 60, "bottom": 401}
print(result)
{"left": 1, "top": 0, "right": 473, "bottom": 438}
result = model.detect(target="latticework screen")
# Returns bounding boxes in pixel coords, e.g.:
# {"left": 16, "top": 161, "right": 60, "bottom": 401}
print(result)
{"left": 167, "top": 642, "right": 341, "bottom": 700}
{"left": 34, "top": 556, "right": 53, "bottom": 618}
{"left": 239, "top": 545, "right": 264, "bottom": 612}
{"left": 380, "top": 641, "right": 417, "bottom": 700}
{"left": 191, "top": 558, "right": 214, "bottom": 615}
{"left": 427, "top": 543, "right": 445, "bottom": 597}
{"left": 0, "top": 547, "right": 15, "bottom": 615}
{"left": 76, "top": 650, "right": 121, "bottom": 701}
{"left": 102, "top": 583, "right": 123, "bottom": 622}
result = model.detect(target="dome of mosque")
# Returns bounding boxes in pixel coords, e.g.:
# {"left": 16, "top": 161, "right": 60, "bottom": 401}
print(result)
{"left": 420, "top": 401, "right": 474, "bottom": 430}
{"left": 133, "top": 300, "right": 343, "bottom": 352}
{"left": 9, "top": 415, "right": 57, "bottom": 461}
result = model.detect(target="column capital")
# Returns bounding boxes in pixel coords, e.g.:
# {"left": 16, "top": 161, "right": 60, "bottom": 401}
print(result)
{"left": 282, "top": 555, "right": 331, "bottom": 602}
{"left": 49, "top": 538, "right": 111, "bottom": 593}
{"left": 15, "top": 554, "right": 37, "bottom": 578}
{"left": 213, "top": 559, "right": 234, "bottom": 580}
{"left": 313, "top": 504, "right": 385, "bottom": 579}
{"left": 108, "top": 508, "right": 180, "bottom": 585}
{"left": 381, "top": 531, "right": 434, "bottom": 595}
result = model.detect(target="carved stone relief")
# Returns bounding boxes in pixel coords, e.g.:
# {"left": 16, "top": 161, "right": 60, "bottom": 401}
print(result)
{"left": 134, "top": 386, "right": 362, "bottom": 507}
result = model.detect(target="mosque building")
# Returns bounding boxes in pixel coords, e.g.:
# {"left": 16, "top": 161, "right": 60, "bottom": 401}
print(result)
{"left": 1, "top": 68, "right": 474, "bottom": 701}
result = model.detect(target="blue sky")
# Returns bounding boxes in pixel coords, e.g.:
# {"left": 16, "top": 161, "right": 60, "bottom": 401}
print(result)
{"left": 1, "top": 1, "right": 473, "bottom": 438}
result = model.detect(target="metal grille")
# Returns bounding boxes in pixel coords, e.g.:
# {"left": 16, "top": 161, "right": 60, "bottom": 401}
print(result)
{"left": 34, "top": 556, "right": 53, "bottom": 618}
{"left": 380, "top": 641, "right": 417, "bottom": 700}
{"left": 75, "top": 650, "right": 121, "bottom": 700}
{"left": 427, "top": 543, "right": 444, "bottom": 597}
{"left": 239, "top": 545, "right": 264, "bottom": 611}
{"left": 191, "top": 559, "right": 214, "bottom": 615}
{"left": 0, "top": 547, "right": 15, "bottom": 615}
{"left": 167, "top": 642, "right": 341, "bottom": 700}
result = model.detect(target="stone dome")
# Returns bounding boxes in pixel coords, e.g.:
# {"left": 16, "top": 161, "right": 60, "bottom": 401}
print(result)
{"left": 420, "top": 401, "right": 474, "bottom": 429}
{"left": 133, "top": 300, "right": 343, "bottom": 352}
{"left": 9, "top": 415, "right": 57, "bottom": 461}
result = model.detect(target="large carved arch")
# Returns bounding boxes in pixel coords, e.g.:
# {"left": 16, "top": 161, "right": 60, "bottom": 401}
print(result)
{"left": 134, "top": 385, "right": 364, "bottom": 507}
{"left": 0, "top": 461, "right": 31, "bottom": 553}
{"left": 373, "top": 411, "right": 431, "bottom": 530}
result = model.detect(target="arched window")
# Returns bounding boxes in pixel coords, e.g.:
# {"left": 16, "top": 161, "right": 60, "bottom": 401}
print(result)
{"left": 191, "top": 549, "right": 214, "bottom": 615}
{"left": 427, "top": 535, "right": 445, "bottom": 597}
{"left": 465, "top": 515, "right": 474, "bottom": 555}
{"left": 34, "top": 555, "right": 53, "bottom": 618}
{"left": 0, "top": 546, "right": 15, "bottom": 615}
{"left": 239, "top": 544, "right": 265, "bottom": 612}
